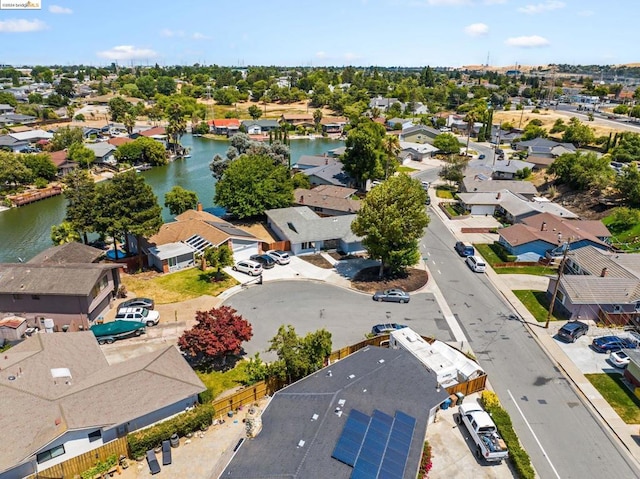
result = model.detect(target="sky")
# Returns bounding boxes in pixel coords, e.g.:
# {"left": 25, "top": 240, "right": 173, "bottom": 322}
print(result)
{"left": 0, "top": 0, "right": 637, "bottom": 68}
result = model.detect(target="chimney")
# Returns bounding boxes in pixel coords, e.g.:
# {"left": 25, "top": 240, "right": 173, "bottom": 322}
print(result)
{"left": 300, "top": 195, "right": 304, "bottom": 204}
{"left": 325, "top": 158, "right": 328, "bottom": 165}
{"left": 601, "top": 267, "right": 608, "bottom": 277}
{"left": 197, "top": 202, "right": 203, "bottom": 212}
{"left": 496, "top": 192, "right": 501, "bottom": 200}
{"left": 541, "top": 221, "right": 547, "bottom": 231}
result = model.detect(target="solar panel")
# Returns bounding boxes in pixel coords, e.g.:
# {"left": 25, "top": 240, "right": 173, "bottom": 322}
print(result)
{"left": 332, "top": 409, "right": 370, "bottom": 467}
{"left": 378, "top": 411, "right": 416, "bottom": 479}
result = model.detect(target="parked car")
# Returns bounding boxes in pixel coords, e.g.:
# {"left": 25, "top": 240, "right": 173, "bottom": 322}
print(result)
{"left": 465, "top": 255, "right": 487, "bottom": 273}
{"left": 454, "top": 241, "right": 475, "bottom": 257}
{"left": 372, "top": 288, "right": 410, "bottom": 303}
{"left": 233, "top": 259, "right": 263, "bottom": 276}
{"left": 425, "top": 195, "right": 431, "bottom": 205}
{"left": 591, "top": 336, "right": 638, "bottom": 354}
{"left": 609, "top": 350, "right": 631, "bottom": 368}
{"left": 115, "top": 307, "right": 160, "bottom": 327}
{"left": 420, "top": 181, "right": 430, "bottom": 191}
{"left": 266, "top": 250, "right": 291, "bottom": 265}
{"left": 250, "top": 254, "right": 276, "bottom": 269}
{"left": 478, "top": 154, "right": 486, "bottom": 160}
{"left": 371, "top": 323, "right": 408, "bottom": 335}
{"left": 556, "top": 321, "right": 589, "bottom": 343}
{"left": 118, "top": 297, "right": 155, "bottom": 310}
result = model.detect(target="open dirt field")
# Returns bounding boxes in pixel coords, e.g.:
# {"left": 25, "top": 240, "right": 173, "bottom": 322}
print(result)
{"left": 494, "top": 109, "right": 617, "bottom": 138}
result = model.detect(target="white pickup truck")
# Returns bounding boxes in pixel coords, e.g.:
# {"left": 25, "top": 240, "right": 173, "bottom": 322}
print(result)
{"left": 456, "top": 403, "right": 509, "bottom": 464}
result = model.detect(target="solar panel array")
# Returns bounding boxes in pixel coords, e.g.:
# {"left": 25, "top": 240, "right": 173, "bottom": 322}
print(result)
{"left": 332, "top": 409, "right": 417, "bottom": 479}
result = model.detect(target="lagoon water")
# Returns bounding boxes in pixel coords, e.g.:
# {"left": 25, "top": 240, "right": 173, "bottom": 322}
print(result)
{"left": 0, "top": 136, "right": 344, "bottom": 263}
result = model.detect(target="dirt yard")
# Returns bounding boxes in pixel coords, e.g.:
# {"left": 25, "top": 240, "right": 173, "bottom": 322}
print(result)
{"left": 351, "top": 267, "right": 429, "bottom": 294}
{"left": 494, "top": 109, "right": 617, "bottom": 138}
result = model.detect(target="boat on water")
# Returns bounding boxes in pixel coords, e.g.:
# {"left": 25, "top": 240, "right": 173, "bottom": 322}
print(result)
{"left": 182, "top": 154, "right": 192, "bottom": 159}
{"left": 134, "top": 163, "right": 152, "bottom": 172}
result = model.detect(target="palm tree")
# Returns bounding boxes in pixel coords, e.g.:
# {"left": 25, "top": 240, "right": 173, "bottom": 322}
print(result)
{"left": 381, "top": 135, "right": 401, "bottom": 179}
{"left": 464, "top": 110, "right": 480, "bottom": 155}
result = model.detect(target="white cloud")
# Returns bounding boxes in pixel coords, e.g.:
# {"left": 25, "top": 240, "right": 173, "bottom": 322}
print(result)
{"left": 49, "top": 5, "right": 72, "bottom": 14}
{"left": 518, "top": 1, "right": 565, "bottom": 14}
{"left": 505, "top": 35, "right": 550, "bottom": 48}
{"left": 577, "top": 10, "right": 594, "bottom": 16}
{"left": 0, "top": 19, "right": 47, "bottom": 33}
{"left": 97, "top": 45, "right": 158, "bottom": 61}
{"left": 192, "top": 32, "right": 210, "bottom": 40}
{"left": 464, "top": 23, "right": 489, "bottom": 36}
{"left": 160, "top": 28, "right": 184, "bottom": 37}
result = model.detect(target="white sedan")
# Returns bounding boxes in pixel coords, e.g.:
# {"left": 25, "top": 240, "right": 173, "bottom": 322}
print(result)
{"left": 609, "top": 350, "right": 631, "bottom": 368}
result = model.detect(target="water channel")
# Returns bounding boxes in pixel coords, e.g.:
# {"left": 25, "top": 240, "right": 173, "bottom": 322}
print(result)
{"left": 0, "top": 136, "right": 344, "bottom": 263}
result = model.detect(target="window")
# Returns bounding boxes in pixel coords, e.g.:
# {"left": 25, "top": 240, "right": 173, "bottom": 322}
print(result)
{"left": 36, "top": 444, "right": 65, "bottom": 464}
{"left": 31, "top": 295, "right": 40, "bottom": 300}
{"left": 301, "top": 241, "right": 315, "bottom": 250}
{"left": 91, "top": 274, "right": 109, "bottom": 298}
{"left": 88, "top": 430, "right": 102, "bottom": 442}
{"left": 12, "top": 294, "right": 22, "bottom": 300}
{"left": 557, "top": 291, "right": 565, "bottom": 304}
{"left": 613, "top": 305, "right": 622, "bottom": 313}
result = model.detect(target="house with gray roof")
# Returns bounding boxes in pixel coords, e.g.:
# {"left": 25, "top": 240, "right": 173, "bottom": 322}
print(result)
{"left": 491, "top": 158, "right": 536, "bottom": 180}
{"left": 85, "top": 142, "right": 116, "bottom": 165}
{"left": 0, "top": 134, "right": 29, "bottom": 152}
{"left": 0, "top": 113, "right": 37, "bottom": 126}
{"left": 294, "top": 186, "right": 361, "bottom": 216}
{"left": 0, "top": 103, "right": 14, "bottom": 114}
{"left": 548, "top": 246, "right": 640, "bottom": 325}
{"left": 266, "top": 206, "right": 364, "bottom": 255}
{"left": 0, "top": 332, "right": 205, "bottom": 478}
{"left": 302, "top": 161, "right": 354, "bottom": 189}
{"left": 9, "top": 129, "right": 53, "bottom": 143}
{"left": 0, "top": 243, "right": 121, "bottom": 330}
{"left": 489, "top": 125, "right": 522, "bottom": 144}
{"left": 369, "top": 96, "right": 400, "bottom": 111}
{"left": 399, "top": 141, "right": 439, "bottom": 162}
{"left": 513, "top": 138, "right": 576, "bottom": 158}
{"left": 400, "top": 125, "right": 439, "bottom": 144}
{"left": 240, "top": 119, "right": 279, "bottom": 134}
{"left": 222, "top": 345, "right": 448, "bottom": 479}
{"left": 461, "top": 176, "right": 538, "bottom": 198}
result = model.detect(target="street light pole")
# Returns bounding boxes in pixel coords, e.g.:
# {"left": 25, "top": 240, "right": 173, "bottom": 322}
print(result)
{"left": 546, "top": 242, "right": 570, "bottom": 329}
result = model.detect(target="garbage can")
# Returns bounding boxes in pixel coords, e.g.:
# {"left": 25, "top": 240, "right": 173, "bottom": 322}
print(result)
{"left": 440, "top": 398, "right": 452, "bottom": 410}
{"left": 455, "top": 392, "right": 465, "bottom": 406}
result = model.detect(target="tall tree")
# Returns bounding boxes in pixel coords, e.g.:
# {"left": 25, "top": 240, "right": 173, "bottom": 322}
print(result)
{"left": 351, "top": 174, "right": 429, "bottom": 278}
{"left": 63, "top": 169, "right": 97, "bottom": 244}
{"left": 267, "top": 325, "right": 332, "bottom": 383}
{"left": 463, "top": 109, "right": 480, "bottom": 155}
{"left": 50, "top": 126, "right": 84, "bottom": 151}
{"left": 164, "top": 185, "right": 198, "bottom": 216}
{"left": 0, "top": 151, "right": 32, "bottom": 186}
{"left": 55, "top": 78, "right": 74, "bottom": 98}
{"left": 214, "top": 154, "right": 293, "bottom": 218}
{"left": 433, "top": 133, "right": 462, "bottom": 156}
{"left": 107, "top": 96, "right": 133, "bottom": 122}
{"left": 178, "top": 306, "right": 253, "bottom": 366}
{"left": 381, "top": 134, "right": 400, "bottom": 179}
{"left": 95, "top": 171, "right": 163, "bottom": 268}
{"left": 166, "top": 102, "right": 186, "bottom": 153}
{"left": 562, "top": 117, "right": 595, "bottom": 147}
{"left": 342, "top": 120, "right": 386, "bottom": 186}
{"left": 67, "top": 142, "right": 95, "bottom": 169}
{"left": 248, "top": 105, "right": 262, "bottom": 120}
{"left": 50, "top": 221, "right": 81, "bottom": 245}
{"left": 22, "top": 153, "right": 57, "bottom": 180}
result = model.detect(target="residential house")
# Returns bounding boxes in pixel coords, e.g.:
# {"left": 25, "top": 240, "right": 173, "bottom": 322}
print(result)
{"left": 0, "top": 315, "right": 27, "bottom": 341}
{"left": 280, "top": 114, "right": 314, "bottom": 128}
{"left": 0, "top": 103, "right": 15, "bottom": 114}
{"left": 0, "top": 135, "right": 29, "bottom": 152}
{"left": 9, "top": 129, "right": 54, "bottom": 145}
{"left": 136, "top": 126, "right": 168, "bottom": 148}
{"left": 240, "top": 119, "right": 279, "bottom": 135}
{"left": 526, "top": 156, "right": 556, "bottom": 170}
{"left": 386, "top": 117, "right": 413, "bottom": 130}
{"left": 491, "top": 159, "right": 536, "bottom": 180}
{"left": 400, "top": 125, "right": 439, "bottom": 144}
{"left": 107, "top": 136, "right": 133, "bottom": 148}
{"left": 221, "top": 345, "right": 449, "bottom": 479}
{"left": 327, "top": 146, "right": 347, "bottom": 158}
{"left": 48, "top": 150, "right": 78, "bottom": 177}
{"left": 294, "top": 186, "right": 361, "bottom": 216}
{"left": 457, "top": 189, "right": 578, "bottom": 221}
{"left": 81, "top": 127, "right": 101, "bottom": 139}
{"left": 623, "top": 349, "right": 640, "bottom": 390}
{"left": 0, "top": 332, "right": 205, "bottom": 478}
{"left": 513, "top": 138, "right": 576, "bottom": 158}
{"left": 293, "top": 155, "right": 335, "bottom": 171}
{"left": 489, "top": 125, "right": 522, "bottom": 144}
{"left": 547, "top": 246, "right": 640, "bottom": 325}
{"left": 85, "top": 143, "right": 116, "bottom": 166}
{"left": 302, "top": 161, "right": 354, "bottom": 188}
{"left": 208, "top": 119, "right": 240, "bottom": 136}
{"left": 460, "top": 176, "right": 538, "bottom": 198}
{"left": 399, "top": 141, "right": 439, "bottom": 162}
{"left": 498, "top": 212, "right": 611, "bottom": 261}
{"left": 139, "top": 207, "right": 262, "bottom": 272}
{"left": 320, "top": 116, "right": 348, "bottom": 134}
{"left": 0, "top": 113, "right": 37, "bottom": 126}
{"left": 369, "top": 96, "right": 400, "bottom": 111}
{"left": 266, "top": 206, "right": 364, "bottom": 255}
{"left": 0, "top": 243, "right": 119, "bottom": 330}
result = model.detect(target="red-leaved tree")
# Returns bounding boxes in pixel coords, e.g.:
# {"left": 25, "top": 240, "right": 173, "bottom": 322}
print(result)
{"left": 178, "top": 306, "right": 253, "bottom": 365}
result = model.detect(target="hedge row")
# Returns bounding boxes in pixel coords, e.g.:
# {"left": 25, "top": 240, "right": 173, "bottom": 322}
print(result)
{"left": 489, "top": 242, "right": 517, "bottom": 263}
{"left": 127, "top": 403, "right": 215, "bottom": 458}
{"left": 481, "top": 391, "right": 535, "bottom": 479}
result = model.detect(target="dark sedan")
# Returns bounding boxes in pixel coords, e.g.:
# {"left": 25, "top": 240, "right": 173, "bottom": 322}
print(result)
{"left": 250, "top": 254, "right": 276, "bottom": 269}
{"left": 118, "top": 297, "right": 155, "bottom": 310}
{"left": 591, "top": 336, "right": 638, "bottom": 354}
{"left": 372, "top": 288, "right": 410, "bottom": 303}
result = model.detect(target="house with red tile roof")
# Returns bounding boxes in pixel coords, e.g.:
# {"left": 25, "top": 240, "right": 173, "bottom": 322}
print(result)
{"left": 107, "top": 136, "right": 133, "bottom": 147}
{"left": 48, "top": 150, "right": 77, "bottom": 177}
{"left": 207, "top": 118, "right": 240, "bottom": 136}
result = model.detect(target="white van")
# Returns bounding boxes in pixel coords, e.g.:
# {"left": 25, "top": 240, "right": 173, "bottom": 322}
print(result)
{"left": 466, "top": 255, "right": 487, "bottom": 273}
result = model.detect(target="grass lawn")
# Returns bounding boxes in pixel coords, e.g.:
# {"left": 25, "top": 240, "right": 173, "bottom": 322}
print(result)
{"left": 397, "top": 166, "right": 418, "bottom": 173}
{"left": 585, "top": 372, "right": 640, "bottom": 424}
{"left": 443, "top": 203, "right": 460, "bottom": 217}
{"left": 602, "top": 213, "right": 640, "bottom": 251}
{"left": 196, "top": 361, "right": 250, "bottom": 399}
{"left": 513, "top": 290, "right": 567, "bottom": 322}
{"left": 474, "top": 243, "right": 503, "bottom": 266}
{"left": 121, "top": 268, "right": 238, "bottom": 304}
{"left": 495, "top": 265, "right": 557, "bottom": 276}
{"left": 435, "top": 186, "right": 455, "bottom": 199}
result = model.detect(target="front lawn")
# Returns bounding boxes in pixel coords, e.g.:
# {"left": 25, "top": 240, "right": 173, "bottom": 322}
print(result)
{"left": 443, "top": 203, "right": 461, "bottom": 217}
{"left": 397, "top": 166, "right": 418, "bottom": 173}
{"left": 603, "top": 212, "right": 640, "bottom": 252}
{"left": 585, "top": 372, "right": 640, "bottom": 424}
{"left": 513, "top": 290, "right": 567, "bottom": 322}
{"left": 435, "top": 186, "right": 455, "bottom": 199}
{"left": 474, "top": 243, "right": 503, "bottom": 266}
{"left": 196, "top": 361, "right": 250, "bottom": 399}
{"left": 121, "top": 268, "right": 238, "bottom": 304}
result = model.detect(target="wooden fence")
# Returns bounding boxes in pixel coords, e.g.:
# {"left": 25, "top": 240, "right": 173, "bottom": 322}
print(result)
{"left": 27, "top": 437, "right": 128, "bottom": 479}
{"left": 211, "top": 377, "right": 284, "bottom": 418}
{"left": 261, "top": 240, "right": 290, "bottom": 252}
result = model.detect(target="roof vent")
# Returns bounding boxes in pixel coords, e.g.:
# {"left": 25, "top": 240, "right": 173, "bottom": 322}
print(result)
{"left": 348, "top": 374, "right": 355, "bottom": 379}
{"left": 378, "top": 359, "right": 385, "bottom": 363}
{"left": 8, "top": 375, "right": 15, "bottom": 381}
{"left": 311, "top": 414, "right": 319, "bottom": 421}
{"left": 297, "top": 440, "right": 305, "bottom": 448}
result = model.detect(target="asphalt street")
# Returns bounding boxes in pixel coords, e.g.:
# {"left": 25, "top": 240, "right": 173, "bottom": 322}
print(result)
{"left": 423, "top": 209, "right": 639, "bottom": 478}
{"left": 223, "top": 281, "right": 452, "bottom": 361}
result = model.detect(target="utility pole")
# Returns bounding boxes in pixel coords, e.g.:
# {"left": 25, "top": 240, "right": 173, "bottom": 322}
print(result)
{"left": 546, "top": 242, "right": 570, "bottom": 329}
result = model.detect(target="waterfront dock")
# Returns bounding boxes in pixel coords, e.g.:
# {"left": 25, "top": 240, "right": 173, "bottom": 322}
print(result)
{"left": 7, "top": 186, "right": 63, "bottom": 207}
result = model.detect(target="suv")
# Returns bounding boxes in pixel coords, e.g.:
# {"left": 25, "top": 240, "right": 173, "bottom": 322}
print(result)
{"left": 556, "top": 321, "right": 588, "bottom": 343}
{"left": 250, "top": 254, "right": 276, "bottom": 269}
{"left": 115, "top": 307, "right": 160, "bottom": 326}
{"left": 455, "top": 241, "right": 475, "bottom": 257}
{"left": 267, "top": 250, "right": 290, "bottom": 265}
{"left": 466, "top": 255, "right": 486, "bottom": 273}
{"left": 371, "top": 323, "right": 408, "bottom": 335}
{"left": 233, "top": 259, "right": 263, "bottom": 276}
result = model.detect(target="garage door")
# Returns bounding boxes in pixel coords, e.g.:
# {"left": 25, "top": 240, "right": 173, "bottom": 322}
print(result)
{"left": 232, "top": 239, "right": 259, "bottom": 261}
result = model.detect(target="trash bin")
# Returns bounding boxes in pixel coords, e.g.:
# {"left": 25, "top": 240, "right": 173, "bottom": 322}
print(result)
{"left": 440, "top": 398, "right": 452, "bottom": 410}
{"left": 455, "top": 392, "right": 465, "bottom": 406}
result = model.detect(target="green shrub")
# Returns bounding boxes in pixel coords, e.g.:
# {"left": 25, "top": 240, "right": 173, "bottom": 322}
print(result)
{"left": 34, "top": 177, "right": 49, "bottom": 189}
{"left": 80, "top": 454, "right": 117, "bottom": 479}
{"left": 198, "top": 388, "right": 213, "bottom": 404}
{"left": 489, "top": 242, "right": 517, "bottom": 262}
{"left": 127, "top": 403, "right": 215, "bottom": 458}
